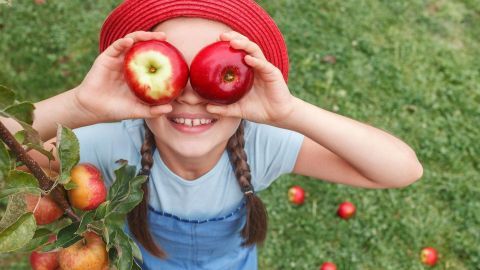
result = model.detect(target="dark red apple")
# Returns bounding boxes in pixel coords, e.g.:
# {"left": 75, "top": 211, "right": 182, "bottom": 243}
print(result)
{"left": 420, "top": 247, "right": 438, "bottom": 266}
{"left": 25, "top": 194, "right": 64, "bottom": 225}
{"left": 337, "top": 201, "right": 356, "bottom": 219}
{"left": 190, "top": 41, "right": 254, "bottom": 104}
{"left": 124, "top": 40, "right": 189, "bottom": 105}
{"left": 319, "top": 262, "right": 337, "bottom": 270}
{"left": 288, "top": 185, "right": 305, "bottom": 205}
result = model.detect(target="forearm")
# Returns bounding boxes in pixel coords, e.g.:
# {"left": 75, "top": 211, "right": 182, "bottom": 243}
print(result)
{"left": 276, "top": 97, "right": 423, "bottom": 186}
{"left": 1, "top": 87, "right": 96, "bottom": 141}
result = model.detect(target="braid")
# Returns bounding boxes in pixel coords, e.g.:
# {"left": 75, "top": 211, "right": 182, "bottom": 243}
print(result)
{"left": 227, "top": 120, "right": 268, "bottom": 246}
{"left": 127, "top": 122, "right": 166, "bottom": 258}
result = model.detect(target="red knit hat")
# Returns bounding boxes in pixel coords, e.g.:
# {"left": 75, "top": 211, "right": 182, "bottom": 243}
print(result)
{"left": 99, "top": 0, "right": 289, "bottom": 82}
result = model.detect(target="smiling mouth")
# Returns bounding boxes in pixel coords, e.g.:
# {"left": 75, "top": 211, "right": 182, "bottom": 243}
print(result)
{"left": 168, "top": 117, "right": 218, "bottom": 127}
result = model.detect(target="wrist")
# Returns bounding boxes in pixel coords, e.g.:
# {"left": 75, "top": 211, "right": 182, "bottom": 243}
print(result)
{"left": 269, "top": 96, "right": 305, "bottom": 130}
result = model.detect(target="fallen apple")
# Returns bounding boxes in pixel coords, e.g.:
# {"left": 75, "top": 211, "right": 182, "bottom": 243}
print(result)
{"left": 25, "top": 194, "right": 63, "bottom": 225}
{"left": 337, "top": 201, "right": 356, "bottom": 219}
{"left": 58, "top": 231, "right": 108, "bottom": 270}
{"left": 288, "top": 185, "right": 305, "bottom": 205}
{"left": 67, "top": 163, "right": 107, "bottom": 211}
{"left": 124, "top": 40, "right": 189, "bottom": 105}
{"left": 30, "top": 235, "right": 59, "bottom": 270}
{"left": 190, "top": 41, "right": 254, "bottom": 104}
{"left": 319, "top": 261, "right": 337, "bottom": 270}
{"left": 420, "top": 247, "right": 438, "bottom": 266}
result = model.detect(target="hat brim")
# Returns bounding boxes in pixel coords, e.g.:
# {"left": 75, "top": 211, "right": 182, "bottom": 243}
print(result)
{"left": 99, "top": 0, "right": 289, "bottom": 82}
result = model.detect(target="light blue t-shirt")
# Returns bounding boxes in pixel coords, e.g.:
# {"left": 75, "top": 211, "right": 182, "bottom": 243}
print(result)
{"left": 73, "top": 119, "right": 304, "bottom": 220}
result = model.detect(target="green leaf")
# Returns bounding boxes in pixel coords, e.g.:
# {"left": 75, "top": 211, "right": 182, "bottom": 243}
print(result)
{"left": 0, "top": 170, "right": 41, "bottom": 199}
{"left": 108, "top": 175, "right": 146, "bottom": 217}
{"left": 128, "top": 236, "right": 143, "bottom": 262}
{"left": 3, "top": 102, "right": 35, "bottom": 125}
{"left": 57, "top": 125, "right": 79, "bottom": 184}
{"left": 107, "top": 163, "right": 137, "bottom": 202}
{"left": 42, "top": 222, "right": 81, "bottom": 252}
{"left": 14, "top": 130, "right": 25, "bottom": 144}
{"left": 25, "top": 143, "right": 55, "bottom": 161}
{"left": 112, "top": 229, "right": 133, "bottom": 270}
{"left": 94, "top": 201, "right": 109, "bottom": 220}
{"left": 0, "top": 85, "right": 15, "bottom": 109}
{"left": 19, "top": 122, "right": 43, "bottom": 147}
{"left": 18, "top": 228, "right": 52, "bottom": 252}
{"left": 0, "top": 194, "right": 27, "bottom": 232}
{"left": 0, "top": 142, "right": 10, "bottom": 181}
{"left": 75, "top": 211, "right": 95, "bottom": 236}
{"left": 62, "top": 180, "right": 77, "bottom": 190}
{"left": 0, "top": 213, "right": 36, "bottom": 252}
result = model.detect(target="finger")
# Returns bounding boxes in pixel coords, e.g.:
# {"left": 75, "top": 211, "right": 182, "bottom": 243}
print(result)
{"left": 124, "top": 31, "right": 166, "bottom": 43}
{"left": 244, "top": 55, "right": 282, "bottom": 82}
{"left": 132, "top": 103, "right": 173, "bottom": 119}
{"left": 206, "top": 103, "right": 241, "bottom": 118}
{"left": 220, "top": 31, "right": 249, "bottom": 41}
{"left": 230, "top": 39, "right": 266, "bottom": 60}
{"left": 103, "top": 37, "right": 134, "bottom": 58}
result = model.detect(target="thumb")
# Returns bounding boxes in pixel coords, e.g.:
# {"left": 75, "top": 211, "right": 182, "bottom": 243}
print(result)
{"left": 206, "top": 104, "right": 238, "bottom": 118}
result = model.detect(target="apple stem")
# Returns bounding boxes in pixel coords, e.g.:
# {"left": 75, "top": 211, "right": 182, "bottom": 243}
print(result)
{"left": 0, "top": 121, "right": 80, "bottom": 222}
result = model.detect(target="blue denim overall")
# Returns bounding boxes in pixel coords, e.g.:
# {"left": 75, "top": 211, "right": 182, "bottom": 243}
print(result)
{"left": 129, "top": 200, "right": 258, "bottom": 270}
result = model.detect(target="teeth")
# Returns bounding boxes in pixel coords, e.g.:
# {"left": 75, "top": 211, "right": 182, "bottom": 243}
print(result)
{"left": 172, "top": 118, "right": 214, "bottom": 127}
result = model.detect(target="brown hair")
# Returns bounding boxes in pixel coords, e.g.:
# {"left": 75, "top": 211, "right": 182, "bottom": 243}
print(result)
{"left": 127, "top": 120, "right": 268, "bottom": 258}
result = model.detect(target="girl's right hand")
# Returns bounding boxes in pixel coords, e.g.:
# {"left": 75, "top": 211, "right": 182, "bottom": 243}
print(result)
{"left": 73, "top": 31, "right": 173, "bottom": 123}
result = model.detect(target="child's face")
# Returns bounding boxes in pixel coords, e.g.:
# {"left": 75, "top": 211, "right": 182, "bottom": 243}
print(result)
{"left": 146, "top": 18, "right": 241, "bottom": 159}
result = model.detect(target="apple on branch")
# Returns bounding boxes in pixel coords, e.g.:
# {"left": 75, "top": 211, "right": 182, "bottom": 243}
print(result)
{"left": 67, "top": 163, "right": 107, "bottom": 211}
{"left": 190, "top": 41, "right": 254, "bottom": 104}
{"left": 30, "top": 235, "right": 59, "bottom": 270}
{"left": 25, "top": 194, "right": 64, "bottom": 225}
{"left": 124, "top": 40, "right": 189, "bottom": 105}
{"left": 58, "top": 231, "right": 109, "bottom": 270}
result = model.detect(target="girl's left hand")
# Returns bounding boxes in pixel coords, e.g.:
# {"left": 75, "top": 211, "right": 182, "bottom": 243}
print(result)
{"left": 206, "top": 31, "right": 296, "bottom": 126}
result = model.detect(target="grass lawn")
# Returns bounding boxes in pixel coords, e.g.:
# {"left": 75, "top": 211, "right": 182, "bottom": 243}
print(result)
{"left": 1, "top": 0, "right": 479, "bottom": 269}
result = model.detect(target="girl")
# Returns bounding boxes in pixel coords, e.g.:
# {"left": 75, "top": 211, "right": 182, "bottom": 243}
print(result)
{"left": 3, "top": 0, "right": 423, "bottom": 269}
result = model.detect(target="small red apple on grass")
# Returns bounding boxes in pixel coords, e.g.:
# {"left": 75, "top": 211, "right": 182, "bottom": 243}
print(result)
{"left": 337, "top": 201, "right": 356, "bottom": 219}
{"left": 190, "top": 41, "right": 254, "bottom": 104}
{"left": 67, "top": 163, "right": 107, "bottom": 211}
{"left": 30, "top": 235, "right": 58, "bottom": 270}
{"left": 319, "top": 261, "right": 337, "bottom": 270}
{"left": 124, "top": 40, "right": 189, "bottom": 105}
{"left": 288, "top": 185, "right": 305, "bottom": 205}
{"left": 58, "top": 231, "right": 109, "bottom": 270}
{"left": 25, "top": 194, "right": 63, "bottom": 225}
{"left": 420, "top": 247, "right": 438, "bottom": 266}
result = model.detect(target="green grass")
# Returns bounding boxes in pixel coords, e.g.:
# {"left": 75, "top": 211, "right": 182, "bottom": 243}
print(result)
{"left": 1, "top": 0, "right": 479, "bottom": 269}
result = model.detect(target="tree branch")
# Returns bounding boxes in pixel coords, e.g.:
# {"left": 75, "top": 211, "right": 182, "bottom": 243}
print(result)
{"left": 0, "top": 121, "right": 79, "bottom": 222}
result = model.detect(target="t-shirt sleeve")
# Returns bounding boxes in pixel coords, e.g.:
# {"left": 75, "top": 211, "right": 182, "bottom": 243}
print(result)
{"left": 72, "top": 122, "right": 133, "bottom": 188}
{"left": 245, "top": 121, "right": 305, "bottom": 192}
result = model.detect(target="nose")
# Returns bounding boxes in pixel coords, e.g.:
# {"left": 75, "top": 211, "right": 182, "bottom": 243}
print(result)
{"left": 175, "top": 80, "right": 209, "bottom": 105}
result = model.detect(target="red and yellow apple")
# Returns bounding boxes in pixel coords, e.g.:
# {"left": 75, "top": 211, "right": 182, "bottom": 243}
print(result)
{"left": 288, "top": 185, "right": 305, "bottom": 205}
{"left": 420, "top": 247, "right": 438, "bottom": 266}
{"left": 319, "top": 262, "right": 337, "bottom": 270}
{"left": 25, "top": 194, "right": 63, "bottom": 225}
{"left": 124, "top": 40, "right": 189, "bottom": 105}
{"left": 58, "top": 231, "right": 108, "bottom": 270}
{"left": 190, "top": 41, "right": 254, "bottom": 104}
{"left": 67, "top": 163, "right": 107, "bottom": 211}
{"left": 337, "top": 201, "right": 356, "bottom": 219}
{"left": 30, "top": 235, "right": 59, "bottom": 270}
